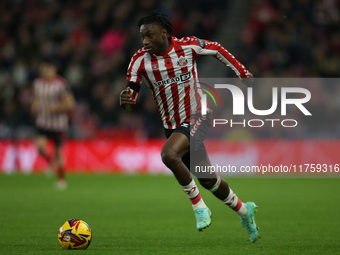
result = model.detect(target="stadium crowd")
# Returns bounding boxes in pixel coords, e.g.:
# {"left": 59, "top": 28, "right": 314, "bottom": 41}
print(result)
{"left": 0, "top": 0, "right": 339, "bottom": 139}
{"left": 235, "top": 0, "right": 340, "bottom": 138}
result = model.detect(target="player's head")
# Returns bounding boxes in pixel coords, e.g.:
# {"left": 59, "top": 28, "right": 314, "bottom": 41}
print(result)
{"left": 39, "top": 58, "right": 57, "bottom": 80}
{"left": 138, "top": 12, "right": 174, "bottom": 55}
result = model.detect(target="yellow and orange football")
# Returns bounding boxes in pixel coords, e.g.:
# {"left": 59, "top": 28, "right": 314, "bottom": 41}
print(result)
{"left": 58, "top": 219, "right": 92, "bottom": 250}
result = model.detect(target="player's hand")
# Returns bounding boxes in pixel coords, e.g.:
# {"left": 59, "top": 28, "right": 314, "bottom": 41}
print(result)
{"left": 120, "top": 87, "right": 136, "bottom": 111}
{"left": 120, "top": 87, "right": 135, "bottom": 105}
{"left": 46, "top": 104, "right": 58, "bottom": 113}
{"left": 242, "top": 72, "right": 253, "bottom": 87}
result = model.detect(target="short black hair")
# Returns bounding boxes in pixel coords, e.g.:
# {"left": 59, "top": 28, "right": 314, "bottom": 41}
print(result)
{"left": 138, "top": 11, "right": 174, "bottom": 36}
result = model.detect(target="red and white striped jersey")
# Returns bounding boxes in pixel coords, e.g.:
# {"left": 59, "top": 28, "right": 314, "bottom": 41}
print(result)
{"left": 127, "top": 36, "right": 250, "bottom": 129}
{"left": 33, "top": 76, "right": 69, "bottom": 132}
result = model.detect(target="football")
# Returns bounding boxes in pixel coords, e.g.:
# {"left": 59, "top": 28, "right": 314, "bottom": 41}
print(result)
{"left": 58, "top": 219, "right": 92, "bottom": 250}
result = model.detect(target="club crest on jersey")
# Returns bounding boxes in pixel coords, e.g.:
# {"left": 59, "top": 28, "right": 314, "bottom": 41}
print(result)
{"left": 152, "top": 64, "right": 159, "bottom": 70}
{"left": 177, "top": 56, "right": 188, "bottom": 67}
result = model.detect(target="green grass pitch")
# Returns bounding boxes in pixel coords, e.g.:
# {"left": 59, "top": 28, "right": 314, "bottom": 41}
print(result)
{"left": 0, "top": 174, "right": 339, "bottom": 255}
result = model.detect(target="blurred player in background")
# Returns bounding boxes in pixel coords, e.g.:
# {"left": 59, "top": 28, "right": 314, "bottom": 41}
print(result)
{"left": 120, "top": 13, "right": 258, "bottom": 242}
{"left": 31, "top": 59, "right": 75, "bottom": 189}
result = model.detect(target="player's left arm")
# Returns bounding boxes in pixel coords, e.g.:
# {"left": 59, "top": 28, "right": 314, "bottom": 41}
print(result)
{"left": 192, "top": 37, "right": 253, "bottom": 86}
{"left": 48, "top": 90, "right": 76, "bottom": 114}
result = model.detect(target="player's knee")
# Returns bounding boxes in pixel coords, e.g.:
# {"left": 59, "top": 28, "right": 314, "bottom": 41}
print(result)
{"left": 161, "top": 149, "right": 180, "bottom": 168}
{"left": 198, "top": 178, "right": 216, "bottom": 190}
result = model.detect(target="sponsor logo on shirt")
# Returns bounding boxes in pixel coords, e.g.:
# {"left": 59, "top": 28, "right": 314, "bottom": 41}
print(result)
{"left": 195, "top": 37, "right": 206, "bottom": 48}
{"left": 153, "top": 72, "right": 191, "bottom": 87}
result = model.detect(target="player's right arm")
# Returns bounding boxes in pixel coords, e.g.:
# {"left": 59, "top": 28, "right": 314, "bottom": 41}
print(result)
{"left": 120, "top": 51, "right": 144, "bottom": 111}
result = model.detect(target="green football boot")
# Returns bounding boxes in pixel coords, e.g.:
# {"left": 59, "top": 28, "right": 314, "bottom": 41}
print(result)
{"left": 240, "top": 202, "right": 259, "bottom": 243}
{"left": 195, "top": 207, "right": 212, "bottom": 231}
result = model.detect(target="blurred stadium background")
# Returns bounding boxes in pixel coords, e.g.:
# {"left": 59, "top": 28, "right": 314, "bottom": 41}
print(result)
{"left": 1, "top": 1, "right": 340, "bottom": 254}
{"left": 0, "top": 0, "right": 339, "bottom": 174}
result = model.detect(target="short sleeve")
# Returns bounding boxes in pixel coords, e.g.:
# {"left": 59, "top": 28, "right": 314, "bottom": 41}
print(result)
{"left": 126, "top": 53, "right": 144, "bottom": 85}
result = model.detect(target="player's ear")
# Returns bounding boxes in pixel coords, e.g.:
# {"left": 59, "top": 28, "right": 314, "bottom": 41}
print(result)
{"left": 161, "top": 28, "right": 167, "bottom": 39}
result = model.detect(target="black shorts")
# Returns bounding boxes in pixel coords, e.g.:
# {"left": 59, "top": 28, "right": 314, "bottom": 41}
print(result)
{"left": 164, "top": 113, "right": 211, "bottom": 164}
{"left": 36, "top": 128, "right": 66, "bottom": 147}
